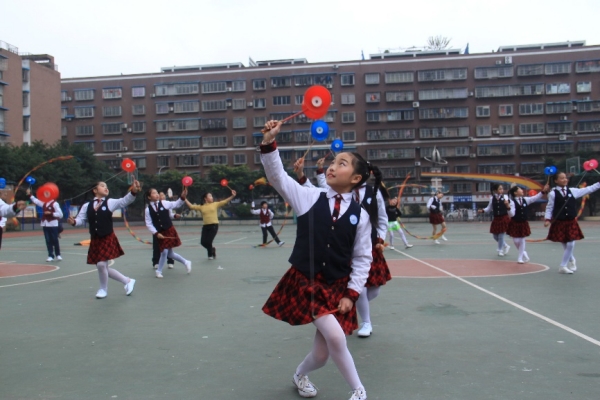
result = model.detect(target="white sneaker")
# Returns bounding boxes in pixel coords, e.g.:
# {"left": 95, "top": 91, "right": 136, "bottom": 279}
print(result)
{"left": 278, "top": 241, "right": 285, "bottom": 247}
{"left": 167, "top": 263, "right": 174, "bottom": 269}
{"left": 503, "top": 244, "right": 510, "bottom": 254}
{"left": 441, "top": 235, "right": 448, "bottom": 241}
{"left": 185, "top": 260, "right": 192, "bottom": 274}
{"left": 56, "top": 255, "right": 63, "bottom": 261}
{"left": 153, "top": 264, "right": 158, "bottom": 270}
{"left": 155, "top": 271, "right": 163, "bottom": 278}
{"left": 405, "top": 244, "right": 413, "bottom": 249}
{"left": 349, "top": 387, "right": 367, "bottom": 400}
{"left": 96, "top": 289, "right": 107, "bottom": 299}
{"left": 389, "top": 246, "right": 394, "bottom": 250}
{"left": 498, "top": 250, "right": 505, "bottom": 257}
{"left": 434, "top": 240, "right": 441, "bottom": 245}
{"left": 125, "top": 279, "right": 136, "bottom": 295}
{"left": 517, "top": 259, "right": 524, "bottom": 264}
{"left": 292, "top": 374, "right": 318, "bottom": 398}
{"left": 208, "top": 256, "right": 214, "bottom": 260}
{"left": 559, "top": 266, "right": 574, "bottom": 274}
{"left": 46, "top": 257, "right": 53, "bottom": 262}
{"left": 357, "top": 322, "right": 372, "bottom": 338}
{"left": 523, "top": 253, "right": 530, "bottom": 263}
{"left": 568, "top": 261, "right": 577, "bottom": 272}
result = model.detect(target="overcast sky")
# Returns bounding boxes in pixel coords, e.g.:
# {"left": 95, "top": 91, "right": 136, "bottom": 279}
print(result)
{"left": 3, "top": 0, "right": 600, "bottom": 79}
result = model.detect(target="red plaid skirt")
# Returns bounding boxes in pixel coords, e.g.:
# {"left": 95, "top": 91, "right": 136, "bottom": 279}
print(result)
{"left": 157, "top": 226, "right": 182, "bottom": 252}
{"left": 547, "top": 219, "right": 584, "bottom": 243}
{"left": 429, "top": 213, "right": 445, "bottom": 225}
{"left": 262, "top": 267, "right": 358, "bottom": 335}
{"left": 506, "top": 220, "right": 531, "bottom": 238}
{"left": 490, "top": 215, "right": 510, "bottom": 234}
{"left": 87, "top": 232, "right": 124, "bottom": 265}
{"left": 366, "top": 247, "right": 391, "bottom": 287}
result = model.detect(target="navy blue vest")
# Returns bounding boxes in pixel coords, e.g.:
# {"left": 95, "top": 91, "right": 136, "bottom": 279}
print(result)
{"left": 492, "top": 195, "right": 508, "bottom": 216}
{"left": 289, "top": 192, "right": 361, "bottom": 283}
{"left": 430, "top": 197, "right": 442, "bottom": 214}
{"left": 512, "top": 197, "right": 528, "bottom": 222}
{"left": 148, "top": 201, "right": 173, "bottom": 232}
{"left": 86, "top": 198, "right": 113, "bottom": 238}
{"left": 553, "top": 188, "right": 577, "bottom": 221}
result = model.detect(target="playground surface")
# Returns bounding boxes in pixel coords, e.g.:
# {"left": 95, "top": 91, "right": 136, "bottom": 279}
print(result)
{"left": 1, "top": 220, "right": 600, "bottom": 400}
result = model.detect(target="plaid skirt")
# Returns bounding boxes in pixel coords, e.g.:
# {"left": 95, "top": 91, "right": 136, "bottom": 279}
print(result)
{"left": 87, "top": 232, "right": 124, "bottom": 265}
{"left": 262, "top": 267, "right": 358, "bottom": 335}
{"left": 429, "top": 213, "right": 445, "bottom": 225}
{"left": 490, "top": 215, "right": 510, "bottom": 234}
{"left": 157, "top": 226, "right": 182, "bottom": 252}
{"left": 506, "top": 220, "right": 531, "bottom": 238}
{"left": 366, "top": 247, "right": 392, "bottom": 287}
{"left": 547, "top": 219, "right": 584, "bottom": 243}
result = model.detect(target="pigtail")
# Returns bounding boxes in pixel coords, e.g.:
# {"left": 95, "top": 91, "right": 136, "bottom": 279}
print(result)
{"left": 368, "top": 165, "right": 384, "bottom": 226}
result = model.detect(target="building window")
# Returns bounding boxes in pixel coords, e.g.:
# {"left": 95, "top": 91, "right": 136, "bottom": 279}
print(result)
{"left": 132, "top": 86, "right": 145, "bottom": 97}
{"left": 131, "top": 104, "right": 145, "bottom": 115}
{"left": 419, "top": 126, "right": 469, "bottom": 139}
{"left": 73, "top": 141, "right": 93, "bottom": 151}
{"left": 342, "top": 130, "right": 356, "bottom": 142}
{"left": 271, "top": 77, "right": 292, "bottom": 88}
{"left": 74, "top": 89, "right": 94, "bottom": 101}
{"left": 102, "top": 88, "right": 122, "bottom": 99}
{"left": 253, "top": 116, "right": 267, "bottom": 128}
{"left": 545, "top": 62, "right": 571, "bottom": 75}
{"left": 203, "top": 155, "right": 228, "bottom": 165}
{"left": 201, "top": 118, "right": 226, "bottom": 130}
{"left": 520, "top": 143, "right": 546, "bottom": 155}
{"left": 546, "top": 83, "right": 570, "bottom": 95}
{"left": 61, "top": 91, "right": 69, "bottom": 102}
{"left": 418, "top": 68, "right": 467, "bottom": 82}
{"left": 365, "top": 73, "right": 380, "bottom": 85}
{"left": 233, "top": 154, "right": 247, "bottom": 165}
{"left": 418, "top": 88, "right": 468, "bottom": 100}
{"left": 477, "top": 144, "right": 515, "bottom": 156}
{"left": 546, "top": 122, "right": 573, "bottom": 134}
{"left": 340, "top": 74, "right": 355, "bottom": 86}
{"left": 384, "top": 71, "right": 414, "bottom": 84}
{"left": 231, "top": 80, "right": 246, "bottom": 92}
{"left": 521, "top": 163, "right": 544, "bottom": 174}
{"left": 157, "top": 156, "right": 170, "bottom": 168}
{"left": 273, "top": 96, "right": 291, "bottom": 106}
{"left": 23, "top": 116, "right": 30, "bottom": 131}
{"left": 75, "top": 125, "right": 94, "bottom": 136}
{"left": 475, "top": 84, "right": 544, "bottom": 98}
{"left": 474, "top": 66, "right": 513, "bottom": 79}
{"left": 366, "top": 129, "right": 416, "bottom": 141}
{"left": 498, "top": 104, "right": 513, "bottom": 117}
{"left": 455, "top": 165, "right": 470, "bottom": 173}
{"left": 202, "top": 136, "right": 227, "bottom": 148}
{"left": 294, "top": 75, "right": 313, "bottom": 87}
{"left": 278, "top": 131, "right": 293, "bottom": 143}
{"left": 202, "top": 100, "right": 227, "bottom": 112}
{"left": 517, "top": 64, "right": 543, "bottom": 76}
{"left": 498, "top": 124, "right": 514, "bottom": 136}
{"left": 577, "top": 100, "right": 600, "bottom": 113}
{"left": 476, "top": 106, "right": 490, "bottom": 118}
{"left": 232, "top": 99, "right": 246, "bottom": 110}
{"left": 201, "top": 81, "right": 227, "bottom": 94}
{"left": 22, "top": 92, "right": 29, "bottom": 107}
{"left": 476, "top": 125, "right": 491, "bottom": 137}
{"left": 576, "top": 120, "right": 600, "bottom": 133}
{"left": 453, "top": 183, "right": 471, "bottom": 193}
{"left": 366, "top": 92, "right": 380, "bottom": 103}
{"left": 519, "top": 103, "right": 544, "bottom": 115}
{"left": 132, "top": 121, "right": 146, "bottom": 133}
{"left": 254, "top": 98, "right": 266, "bottom": 109}
{"left": 175, "top": 101, "right": 200, "bottom": 113}
{"left": 74, "top": 106, "right": 94, "bottom": 118}
{"left": 61, "top": 108, "right": 67, "bottom": 119}
{"left": 386, "top": 91, "right": 414, "bottom": 102}
{"left": 341, "top": 112, "right": 356, "bottom": 124}
{"left": 102, "top": 140, "right": 123, "bottom": 152}
{"left": 103, "top": 106, "right": 122, "bottom": 117}
{"left": 419, "top": 107, "right": 468, "bottom": 120}
{"left": 477, "top": 182, "right": 491, "bottom": 192}
{"left": 366, "top": 148, "right": 415, "bottom": 160}
{"left": 132, "top": 139, "right": 147, "bottom": 151}
{"left": 575, "top": 60, "right": 600, "bottom": 73}
{"left": 253, "top": 79, "right": 266, "bottom": 91}
{"left": 233, "top": 135, "right": 246, "bottom": 147}
{"left": 576, "top": 81, "right": 592, "bottom": 93}
{"left": 22, "top": 69, "right": 29, "bottom": 82}
{"left": 519, "top": 122, "right": 545, "bottom": 135}
{"left": 156, "top": 103, "right": 170, "bottom": 114}
{"left": 175, "top": 154, "right": 200, "bottom": 167}
{"left": 232, "top": 117, "right": 247, "bottom": 129}
{"left": 546, "top": 102, "right": 573, "bottom": 114}
{"left": 155, "top": 82, "right": 200, "bottom": 96}
{"left": 61, "top": 126, "right": 67, "bottom": 137}
{"left": 341, "top": 93, "right": 355, "bottom": 105}
{"left": 157, "top": 137, "right": 201, "bottom": 150}
{"left": 548, "top": 142, "right": 574, "bottom": 154}
{"left": 102, "top": 123, "right": 123, "bottom": 135}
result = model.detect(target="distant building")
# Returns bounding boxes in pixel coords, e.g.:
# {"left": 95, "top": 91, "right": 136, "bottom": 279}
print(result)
{"left": 60, "top": 41, "right": 600, "bottom": 195}
{"left": 0, "top": 40, "right": 61, "bottom": 146}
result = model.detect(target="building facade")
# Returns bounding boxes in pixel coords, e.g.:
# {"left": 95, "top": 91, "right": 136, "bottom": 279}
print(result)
{"left": 60, "top": 41, "right": 600, "bottom": 194}
{"left": 0, "top": 40, "right": 61, "bottom": 146}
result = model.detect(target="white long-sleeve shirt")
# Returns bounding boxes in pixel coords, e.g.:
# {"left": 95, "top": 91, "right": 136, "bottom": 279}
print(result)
{"left": 250, "top": 207, "right": 275, "bottom": 227}
{"left": 426, "top": 196, "right": 444, "bottom": 212}
{"left": 262, "top": 147, "right": 372, "bottom": 295}
{"left": 144, "top": 198, "right": 185, "bottom": 235}
{"left": 0, "top": 199, "right": 18, "bottom": 218}
{"left": 29, "top": 195, "right": 63, "bottom": 227}
{"left": 508, "top": 192, "right": 543, "bottom": 218}
{"left": 544, "top": 183, "right": 600, "bottom": 220}
{"left": 72, "top": 192, "right": 137, "bottom": 227}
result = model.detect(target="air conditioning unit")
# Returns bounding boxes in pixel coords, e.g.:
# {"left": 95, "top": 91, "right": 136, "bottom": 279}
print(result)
{"left": 127, "top": 128, "right": 132, "bottom": 133}
{"left": 492, "top": 128, "right": 499, "bottom": 134}
{"left": 468, "top": 137, "right": 474, "bottom": 141}
{"left": 122, "top": 146, "right": 128, "bottom": 151}
{"left": 226, "top": 87, "right": 232, "bottom": 92}
{"left": 469, "top": 92, "right": 474, "bottom": 97}
{"left": 412, "top": 101, "right": 420, "bottom": 108}
{"left": 414, "top": 161, "right": 421, "bottom": 166}
{"left": 583, "top": 96, "right": 591, "bottom": 101}
{"left": 122, "top": 123, "right": 128, "bottom": 129}
{"left": 227, "top": 102, "right": 232, "bottom": 107}
{"left": 504, "top": 56, "right": 513, "bottom": 64}
{"left": 67, "top": 97, "right": 72, "bottom": 101}
{"left": 558, "top": 134, "right": 567, "bottom": 141}
{"left": 151, "top": 94, "right": 156, "bottom": 98}
{"left": 495, "top": 60, "right": 503, "bottom": 65}
{"left": 248, "top": 102, "right": 253, "bottom": 107}
{"left": 326, "top": 84, "right": 333, "bottom": 89}
{"left": 116, "top": 153, "right": 122, "bottom": 158}
{"left": 469, "top": 154, "right": 476, "bottom": 158}
{"left": 573, "top": 130, "right": 578, "bottom": 135}
{"left": 332, "top": 64, "right": 339, "bottom": 69}
{"left": 573, "top": 105, "right": 578, "bottom": 110}
{"left": 169, "top": 107, "right": 174, "bottom": 112}
{"left": 560, "top": 116, "right": 568, "bottom": 121}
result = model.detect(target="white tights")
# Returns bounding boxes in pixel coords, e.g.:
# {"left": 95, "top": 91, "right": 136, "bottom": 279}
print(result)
{"left": 387, "top": 229, "right": 408, "bottom": 246}
{"left": 157, "top": 249, "right": 188, "bottom": 273}
{"left": 296, "top": 315, "right": 362, "bottom": 390}
{"left": 355, "top": 286, "right": 381, "bottom": 324}
{"left": 560, "top": 241, "right": 576, "bottom": 267}
{"left": 96, "top": 261, "right": 128, "bottom": 291}
{"left": 492, "top": 233, "right": 506, "bottom": 252}
{"left": 512, "top": 237, "right": 528, "bottom": 261}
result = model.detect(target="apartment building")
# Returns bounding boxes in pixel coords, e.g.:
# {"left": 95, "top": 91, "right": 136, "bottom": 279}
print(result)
{"left": 0, "top": 40, "right": 61, "bottom": 146}
{"left": 60, "top": 41, "right": 600, "bottom": 194}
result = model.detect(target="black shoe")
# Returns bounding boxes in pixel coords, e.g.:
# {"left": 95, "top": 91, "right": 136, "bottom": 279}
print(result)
{"left": 212, "top": 247, "right": 216, "bottom": 258}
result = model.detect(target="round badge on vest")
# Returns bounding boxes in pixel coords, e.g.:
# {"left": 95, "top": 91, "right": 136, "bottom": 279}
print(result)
{"left": 102, "top": 207, "right": 107, "bottom": 211}
{"left": 160, "top": 207, "right": 164, "bottom": 210}
{"left": 349, "top": 215, "right": 358, "bottom": 225}
{"left": 366, "top": 198, "right": 372, "bottom": 204}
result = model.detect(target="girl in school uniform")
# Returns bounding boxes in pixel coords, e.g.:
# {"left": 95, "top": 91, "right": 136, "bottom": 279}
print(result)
{"left": 250, "top": 201, "right": 285, "bottom": 246}
{"left": 0, "top": 215, "right": 5, "bottom": 251}
{"left": 544, "top": 172, "right": 600, "bottom": 274}
{"left": 386, "top": 197, "right": 412, "bottom": 250}
{"left": 426, "top": 191, "right": 448, "bottom": 245}
{"left": 260, "top": 120, "right": 370, "bottom": 400}
{"left": 507, "top": 185, "right": 549, "bottom": 264}
{"left": 151, "top": 192, "right": 180, "bottom": 270}
{"left": 478, "top": 184, "right": 512, "bottom": 256}
{"left": 145, "top": 187, "right": 192, "bottom": 278}
{"left": 184, "top": 190, "right": 236, "bottom": 260}
{"left": 67, "top": 181, "right": 140, "bottom": 299}
{"left": 27, "top": 188, "right": 64, "bottom": 262}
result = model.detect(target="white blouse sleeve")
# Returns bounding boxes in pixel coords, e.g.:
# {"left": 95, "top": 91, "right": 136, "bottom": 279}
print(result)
{"left": 348, "top": 208, "right": 373, "bottom": 294}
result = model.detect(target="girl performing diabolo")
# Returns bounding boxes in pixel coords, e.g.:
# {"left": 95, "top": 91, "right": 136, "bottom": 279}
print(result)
{"left": 426, "top": 191, "right": 448, "bottom": 245}
{"left": 68, "top": 181, "right": 140, "bottom": 299}
{"left": 27, "top": 188, "right": 64, "bottom": 262}
{"left": 260, "top": 120, "right": 370, "bottom": 400}
{"left": 251, "top": 201, "right": 285, "bottom": 247}
{"left": 479, "top": 184, "right": 511, "bottom": 256}
{"left": 386, "top": 197, "right": 412, "bottom": 249}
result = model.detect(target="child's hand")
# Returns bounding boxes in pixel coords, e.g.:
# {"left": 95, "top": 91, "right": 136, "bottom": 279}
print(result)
{"left": 157, "top": 233, "right": 165, "bottom": 239}
{"left": 181, "top": 188, "right": 188, "bottom": 200}
{"left": 316, "top": 157, "right": 325, "bottom": 169}
{"left": 131, "top": 180, "right": 141, "bottom": 193}
{"left": 262, "top": 120, "right": 282, "bottom": 143}
{"left": 293, "top": 158, "right": 305, "bottom": 173}
{"left": 544, "top": 220, "right": 550, "bottom": 228}
{"left": 338, "top": 297, "right": 353, "bottom": 314}
{"left": 375, "top": 243, "right": 385, "bottom": 253}
{"left": 231, "top": 190, "right": 237, "bottom": 197}
{"left": 68, "top": 216, "right": 75, "bottom": 226}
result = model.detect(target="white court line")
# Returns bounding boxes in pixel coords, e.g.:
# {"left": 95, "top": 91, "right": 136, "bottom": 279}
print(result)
{"left": 394, "top": 249, "right": 600, "bottom": 347}
{"left": 0, "top": 265, "right": 60, "bottom": 279}
{"left": 221, "top": 237, "right": 247, "bottom": 244}
{"left": 0, "top": 261, "right": 17, "bottom": 264}
{"left": 0, "top": 259, "right": 113, "bottom": 288}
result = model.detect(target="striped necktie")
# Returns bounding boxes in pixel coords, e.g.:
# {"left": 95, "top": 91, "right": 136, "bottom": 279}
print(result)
{"left": 332, "top": 195, "right": 343, "bottom": 222}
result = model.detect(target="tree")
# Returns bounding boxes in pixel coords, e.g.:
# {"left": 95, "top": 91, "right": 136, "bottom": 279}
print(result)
{"left": 426, "top": 36, "right": 452, "bottom": 50}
